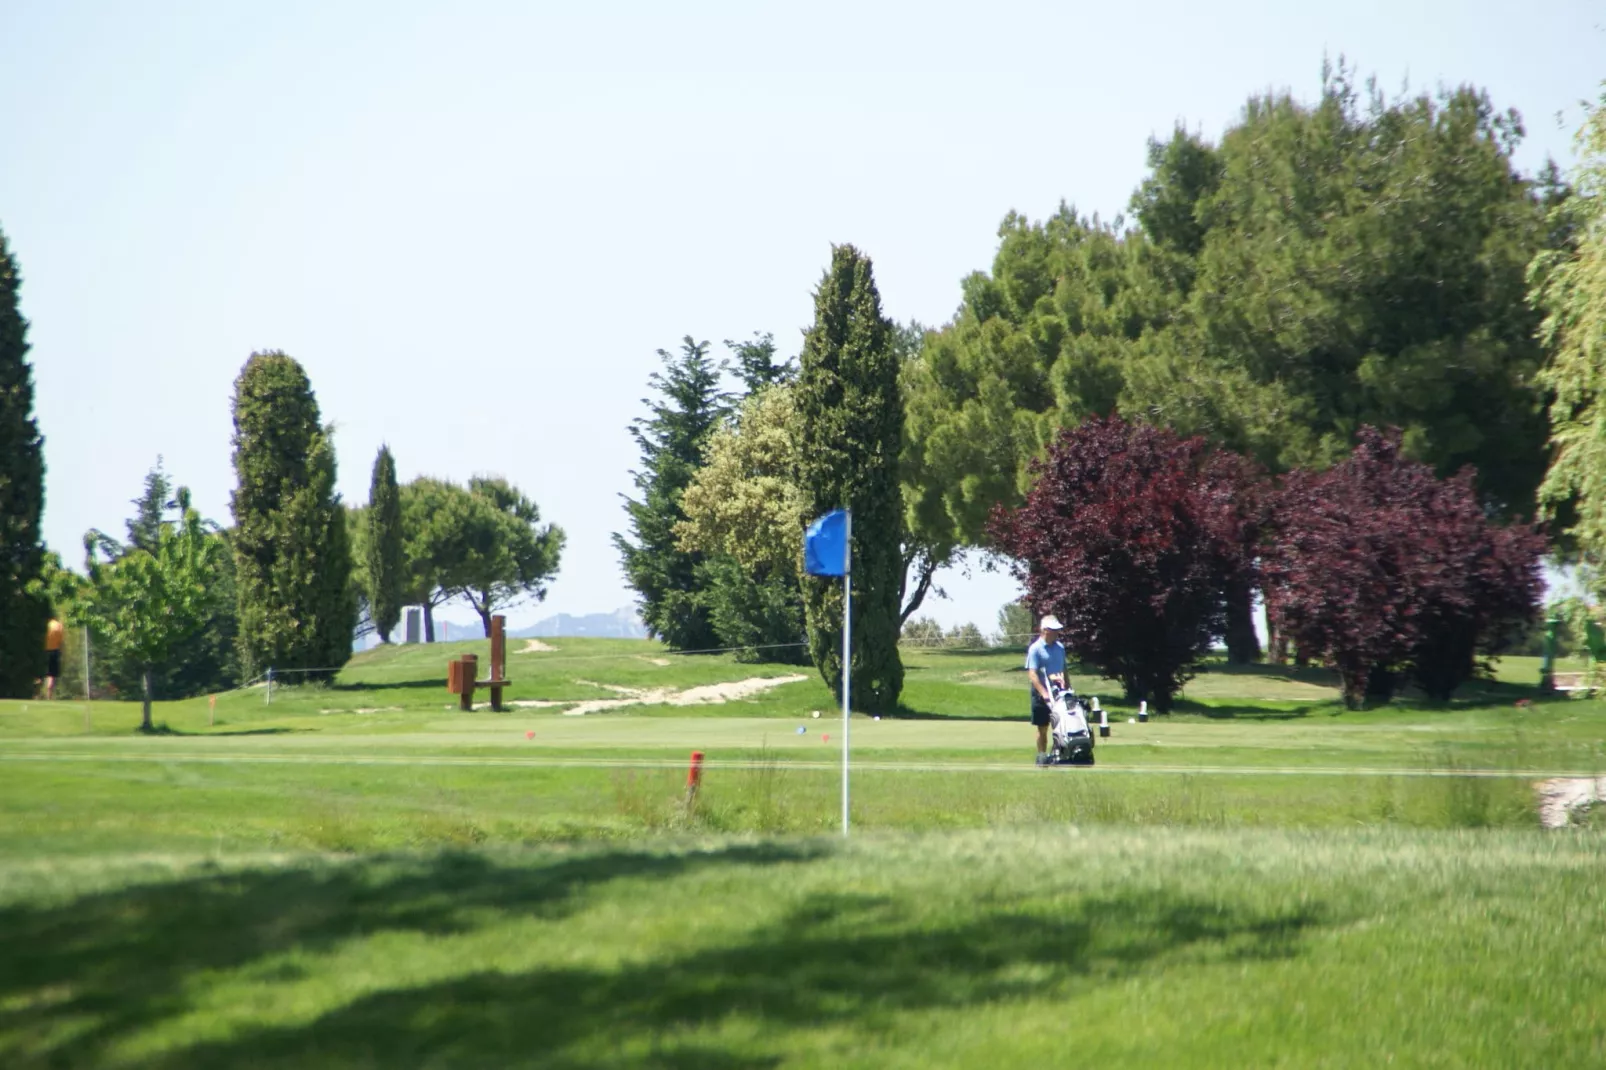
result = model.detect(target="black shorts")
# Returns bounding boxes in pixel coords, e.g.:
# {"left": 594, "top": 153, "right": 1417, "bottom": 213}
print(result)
{"left": 47, "top": 650, "right": 61, "bottom": 677}
{"left": 1030, "top": 694, "right": 1051, "bottom": 727}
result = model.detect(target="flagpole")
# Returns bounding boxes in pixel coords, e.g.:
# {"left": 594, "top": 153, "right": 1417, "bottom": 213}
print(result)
{"left": 841, "top": 509, "right": 851, "bottom": 837}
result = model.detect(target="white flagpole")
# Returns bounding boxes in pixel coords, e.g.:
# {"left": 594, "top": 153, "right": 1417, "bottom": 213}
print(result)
{"left": 841, "top": 509, "right": 852, "bottom": 837}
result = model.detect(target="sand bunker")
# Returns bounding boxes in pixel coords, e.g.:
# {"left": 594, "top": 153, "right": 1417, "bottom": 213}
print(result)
{"left": 517, "top": 639, "right": 555, "bottom": 653}
{"left": 505, "top": 674, "right": 807, "bottom": 716}
{"left": 1536, "top": 777, "right": 1606, "bottom": 829}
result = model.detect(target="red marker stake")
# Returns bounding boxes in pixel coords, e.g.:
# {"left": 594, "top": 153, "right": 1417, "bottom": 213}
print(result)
{"left": 685, "top": 751, "right": 705, "bottom": 812}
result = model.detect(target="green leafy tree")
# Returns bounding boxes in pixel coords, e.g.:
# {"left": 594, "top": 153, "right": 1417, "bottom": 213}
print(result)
{"left": 79, "top": 489, "right": 226, "bottom": 729}
{"left": 25, "top": 552, "right": 95, "bottom": 698}
{"left": 695, "top": 555, "right": 806, "bottom": 663}
{"left": 675, "top": 385, "right": 808, "bottom": 662}
{"left": 677, "top": 380, "right": 951, "bottom": 658}
{"left": 795, "top": 244, "right": 905, "bottom": 712}
{"left": 726, "top": 332, "right": 793, "bottom": 394}
{"left": 614, "top": 337, "right": 729, "bottom": 650}
{"left": 125, "top": 457, "right": 176, "bottom": 554}
{"left": 1130, "top": 126, "right": 1223, "bottom": 262}
{"left": 0, "top": 226, "right": 48, "bottom": 698}
{"left": 76, "top": 460, "right": 238, "bottom": 697}
{"left": 347, "top": 503, "right": 378, "bottom": 643}
{"left": 398, "top": 477, "right": 471, "bottom": 642}
{"left": 229, "top": 351, "right": 356, "bottom": 678}
{"left": 996, "top": 600, "right": 1033, "bottom": 647}
{"left": 678, "top": 386, "right": 810, "bottom": 578}
{"left": 908, "top": 64, "right": 1554, "bottom": 668}
{"left": 1533, "top": 89, "right": 1606, "bottom": 570}
{"left": 901, "top": 616, "right": 943, "bottom": 645}
{"left": 365, "top": 446, "right": 405, "bottom": 642}
{"left": 947, "top": 622, "right": 985, "bottom": 648}
{"left": 1127, "top": 65, "right": 1553, "bottom": 515}
{"left": 453, "top": 476, "right": 565, "bottom": 635}
{"left": 902, "top": 207, "right": 1173, "bottom": 549}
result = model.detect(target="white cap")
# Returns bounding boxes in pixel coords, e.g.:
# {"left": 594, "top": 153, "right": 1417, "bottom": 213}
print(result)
{"left": 1040, "top": 614, "right": 1064, "bottom": 631}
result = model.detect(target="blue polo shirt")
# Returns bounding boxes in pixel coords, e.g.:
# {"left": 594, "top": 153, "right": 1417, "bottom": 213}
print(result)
{"left": 1025, "top": 636, "right": 1065, "bottom": 692}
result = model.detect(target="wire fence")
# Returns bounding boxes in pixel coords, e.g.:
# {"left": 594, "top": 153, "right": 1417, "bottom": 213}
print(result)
{"left": 43, "top": 626, "right": 1050, "bottom": 718}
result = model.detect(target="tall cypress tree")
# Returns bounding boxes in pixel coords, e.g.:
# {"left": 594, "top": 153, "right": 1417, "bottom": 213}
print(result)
{"left": 0, "top": 227, "right": 48, "bottom": 698}
{"left": 230, "top": 351, "right": 356, "bottom": 679}
{"left": 365, "top": 445, "right": 404, "bottom": 643}
{"left": 613, "top": 337, "right": 728, "bottom": 650}
{"left": 795, "top": 245, "right": 904, "bottom": 712}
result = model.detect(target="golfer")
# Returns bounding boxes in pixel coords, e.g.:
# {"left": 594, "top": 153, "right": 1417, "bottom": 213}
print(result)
{"left": 1026, "top": 614, "right": 1066, "bottom": 765}
{"left": 44, "top": 615, "right": 64, "bottom": 700}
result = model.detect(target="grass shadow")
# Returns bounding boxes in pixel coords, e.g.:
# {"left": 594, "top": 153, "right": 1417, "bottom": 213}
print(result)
{"left": 0, "top": 842, "right": 825, "bottom": 1068}
{"left": 1197, "top": 660, "right": 1342, "bottom": 688}
{"left": 333, "top": 678, "right": 451, "bottom": 692}
{"left": 127, "top": 885, "right": 1327, "bottom": 1068}
{"left": 1170, "top": 698, "right": 1317, "bottom": 722}
{"left": 147, "top": 725, "right": 299, "bottom": 737}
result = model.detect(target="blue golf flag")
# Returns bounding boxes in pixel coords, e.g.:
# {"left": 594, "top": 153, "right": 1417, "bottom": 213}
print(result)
{"left": 804, "top": 509, "right": 850, "bottom": 576}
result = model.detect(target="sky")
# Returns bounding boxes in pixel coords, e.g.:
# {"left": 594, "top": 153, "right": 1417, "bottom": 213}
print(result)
{"left": 3, "top": 0, "right": 1603, "bottom": 633}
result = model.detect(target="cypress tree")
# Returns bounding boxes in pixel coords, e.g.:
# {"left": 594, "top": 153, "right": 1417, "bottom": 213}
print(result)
{"left": 0, "top": 227, "right": 48, "bottom": 698}
{"left": 795, "top": 245, "right": 904, "bottom": 711}
{"left": 229, "top": 351, "right": 356, "bottom": 679}
{"left": 365, "top": 445, "right": 404, "bottom": 643}
{"left": 613, "top": 337, "right": 728, "bottom": 650}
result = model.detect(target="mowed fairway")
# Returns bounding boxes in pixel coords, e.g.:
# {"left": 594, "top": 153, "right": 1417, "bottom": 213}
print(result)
{"left": 2, "top": 640, "right": 1604, "bottom": 1067}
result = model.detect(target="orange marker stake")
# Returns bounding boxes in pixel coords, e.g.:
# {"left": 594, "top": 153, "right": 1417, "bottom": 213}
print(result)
{"left": 685, "top": 751, "right": 705, "bottom": 810}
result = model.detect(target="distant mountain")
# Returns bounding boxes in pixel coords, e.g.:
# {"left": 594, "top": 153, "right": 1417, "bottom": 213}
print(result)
{"left": 511, "top": 607, "right": 647, "bottom": 640}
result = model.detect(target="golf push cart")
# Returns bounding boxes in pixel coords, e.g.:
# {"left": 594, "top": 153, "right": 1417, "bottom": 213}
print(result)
{"left": 1045, "top": 681, "right": 1096, "bottom": 766}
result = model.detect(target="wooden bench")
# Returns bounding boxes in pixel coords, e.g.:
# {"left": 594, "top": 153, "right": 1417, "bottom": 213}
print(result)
{"left": 445, "top": 616, "right": 513, "bottom": 711}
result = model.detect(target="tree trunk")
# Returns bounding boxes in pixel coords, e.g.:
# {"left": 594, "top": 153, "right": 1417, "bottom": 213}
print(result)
{"left": 1224, "top": 580, "right": 1261, "bottom": 664}
{"left": 897, "top": 548, "right": 938, "bottom": 628}
{"left": 423, "top": 602, "right": 436, "bottom": 643}
{"left": 1366, "top": 664, "right": 1397, "bottom": 705}
{"left": 1339, "top": 664, "right": 1368, "bottom": 710}
{"left": 140, "top": 665, "right": 153, "bottom": 731}
{"left": 477, "top": 599, "right": 493, "bottom": 638}
{"left": 1266, "top": 614, "right": 1288, "bottom": 665}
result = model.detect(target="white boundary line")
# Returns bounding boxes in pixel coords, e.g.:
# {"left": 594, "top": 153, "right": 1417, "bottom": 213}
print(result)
{"left": 0, "top": 751, "right": 1593, "bottom": 779}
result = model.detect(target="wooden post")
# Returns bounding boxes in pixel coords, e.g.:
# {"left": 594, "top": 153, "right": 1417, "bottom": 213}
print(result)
{"left": 490, "top": 615, "right": 506, "bottom": 712}
{"left": 459, "top": 654, "right": 477, "bottom": 711}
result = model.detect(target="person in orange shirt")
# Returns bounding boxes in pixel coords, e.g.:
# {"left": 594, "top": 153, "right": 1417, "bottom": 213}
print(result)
{"left": 44, "top": 617, "right": 64, "bottom": 700}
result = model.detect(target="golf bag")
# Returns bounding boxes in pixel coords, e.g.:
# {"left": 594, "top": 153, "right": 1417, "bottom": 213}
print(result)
{"left": 1047, "top": 683, "right": 1095, "bottom": 765}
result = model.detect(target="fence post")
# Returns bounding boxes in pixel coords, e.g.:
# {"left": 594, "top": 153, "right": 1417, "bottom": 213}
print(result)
{"left": 82, "top": 625, "right": 91, "bottom": 733}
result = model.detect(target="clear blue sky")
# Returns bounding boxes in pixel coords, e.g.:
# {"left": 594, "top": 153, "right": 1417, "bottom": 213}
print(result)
{"left": 3, "top": 1, "right": 1602, "bottom": 631}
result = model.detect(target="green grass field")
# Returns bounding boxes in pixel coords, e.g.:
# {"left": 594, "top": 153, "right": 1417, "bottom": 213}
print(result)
{"left": 2, "top": 640, "right": 1603, "bottom": 1067}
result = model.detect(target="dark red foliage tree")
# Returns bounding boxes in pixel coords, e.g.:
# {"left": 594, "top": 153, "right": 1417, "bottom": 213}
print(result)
{"left": 1262, "top": 428, "right": 1545, "bottom": 708}
{"left": 989, "top": 416, "right": 1257, "bottom": 713}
